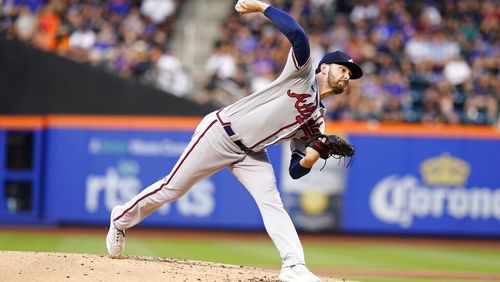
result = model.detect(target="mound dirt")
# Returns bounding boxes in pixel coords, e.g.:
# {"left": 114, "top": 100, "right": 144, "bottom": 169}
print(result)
{"left": 0, "top": 251, "right": 350, "bottom": 282}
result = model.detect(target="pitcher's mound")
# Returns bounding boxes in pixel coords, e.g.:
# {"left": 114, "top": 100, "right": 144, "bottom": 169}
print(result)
{"left": 0, "top": 251, "right": 349, "bottom": 281}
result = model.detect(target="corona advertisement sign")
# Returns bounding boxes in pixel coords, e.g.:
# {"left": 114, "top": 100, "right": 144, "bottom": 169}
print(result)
{"left": 343, "top": 135, "right": 500, "bottom": 236}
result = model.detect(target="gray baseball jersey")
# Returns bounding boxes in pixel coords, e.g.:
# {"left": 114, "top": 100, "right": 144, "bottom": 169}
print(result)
{"left": 218, "top": 49, "right": 325, "bottom": 153}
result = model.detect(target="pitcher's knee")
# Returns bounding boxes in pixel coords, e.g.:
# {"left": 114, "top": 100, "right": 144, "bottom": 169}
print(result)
{"left": 156, "top": 186, "right": 189, "bottom": 204}
{"left": 254, "top": 189, "right": 283, "bottom": 208}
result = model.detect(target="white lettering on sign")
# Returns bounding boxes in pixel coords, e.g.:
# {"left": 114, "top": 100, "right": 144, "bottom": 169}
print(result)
{"left": 85, "top": 161, "right": 215, "bottom": 218}
{"left": 370, "top": 175, "right": 500, "bottom": 228}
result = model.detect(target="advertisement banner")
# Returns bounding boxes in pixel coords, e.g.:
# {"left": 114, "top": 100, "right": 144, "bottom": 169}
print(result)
{"left": 343, "top": 135, "right": 500, "bottom": 236}
{"left": 43, "top": 129, "right": 280, "bottom": 229}
{"left": 280, "top": 140, "right": 347, "bottom": 232}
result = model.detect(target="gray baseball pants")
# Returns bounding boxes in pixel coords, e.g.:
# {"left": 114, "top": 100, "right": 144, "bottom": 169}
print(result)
{"left": 112, "top": 111, "right": 305, "bottom": 267}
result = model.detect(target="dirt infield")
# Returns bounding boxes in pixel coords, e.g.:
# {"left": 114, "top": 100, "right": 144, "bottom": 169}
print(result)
{"left": 0, "top": 251, "right": 349, "bottom": 282}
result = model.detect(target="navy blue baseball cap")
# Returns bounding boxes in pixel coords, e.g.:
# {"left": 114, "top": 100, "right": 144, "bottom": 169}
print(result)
{"left": 315, "top": 51, "right": 363, "bottom": 79}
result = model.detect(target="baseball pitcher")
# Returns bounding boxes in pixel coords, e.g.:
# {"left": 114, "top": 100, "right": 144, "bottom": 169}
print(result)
{"left": 106, "top": 1, "right": 362, "bottom": 281}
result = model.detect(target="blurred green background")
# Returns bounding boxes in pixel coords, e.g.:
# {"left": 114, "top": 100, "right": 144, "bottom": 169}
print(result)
{"left": 1, "top": 230, "right": 499, "bottom": 282}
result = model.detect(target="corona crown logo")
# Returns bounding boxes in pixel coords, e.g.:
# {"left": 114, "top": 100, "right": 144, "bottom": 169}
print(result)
{"left": 419, "top": 153, "right": 470, "bottom": 186}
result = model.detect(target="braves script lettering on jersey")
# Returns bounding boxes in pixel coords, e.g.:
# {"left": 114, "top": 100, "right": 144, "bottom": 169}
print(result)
{"left": 107, "top": 2, "right": 362, "bottom": 281}
{"left": 288, "top": 89, "right": 324, "bottom": 139}
{"left": 288, "top": 90, "right": 316, "bottom": 119}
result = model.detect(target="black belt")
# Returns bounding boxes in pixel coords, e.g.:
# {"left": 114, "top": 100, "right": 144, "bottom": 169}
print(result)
{"left": 222, "top": 125, "right": 251, "bottom": 152}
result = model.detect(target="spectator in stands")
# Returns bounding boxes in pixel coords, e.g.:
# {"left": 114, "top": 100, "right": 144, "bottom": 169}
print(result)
{"left": 140, "top": 0, "right": 176, "bottom": 24}
{"left": 437, "top": 81, "right": 460, "bottom": 124}
{"left": 153, "top": 46, "right": 193, "bottom": 98}
{"left": 32, "top": 2, "right": 59, "bottom": 51}
{"left": 421, "top": 86, "right": 444, "bottom": 124}
{"left": 464, "top": 75, "right": 498, "bottom": 124}
{"left": 444, "top": 55, "right": 471, "bottom": 87}
{"left": 355, "top": 73, "right": 384, "bottom": 121}
{"left": 404, "top": 31, "right": 431, "bottom": 65}
{"left": 205, "top": 41, "right": 237, "bottom": 79}
{"left": 427, "top": 30, "right": 460, "bottom": 66}
{"left": 202, "top": 40, "right": 240, "bottom": 106}
{"left": 349, "top": 0, "right": 378, "bottom": 24}
{"left": 12, "top": 6, "right": 37, "bottom": 42}
{"left": 89, "top": 22, "right": 117, "bottom": 67}
{"left": 122, "top": 7, "right": 144, "bottom": 37}
{"left": 108, "top": 0, "right": 130, "bottom": 17}
{"left": 68, "top": 23, "right": 96, "bottom": 62}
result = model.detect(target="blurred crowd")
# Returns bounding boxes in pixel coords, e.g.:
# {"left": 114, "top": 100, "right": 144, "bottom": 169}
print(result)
{"left": 1, "top": 0, "right": 499, "bottom": 125}
{"left": 0, "top": 0, "right": 193, "bottom": 97}
{"left": 203, "top": 0, "right": 499, "bottom": 125}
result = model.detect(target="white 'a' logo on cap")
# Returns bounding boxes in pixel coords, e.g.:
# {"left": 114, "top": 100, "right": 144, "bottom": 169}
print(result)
{"left": 348, "top": 59, "right": 353, "bottom": 63}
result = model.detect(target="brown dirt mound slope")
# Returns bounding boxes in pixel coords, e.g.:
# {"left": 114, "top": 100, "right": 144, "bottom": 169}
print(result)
{"left": 0, "top": 251, "right": 350, "bottom": 282}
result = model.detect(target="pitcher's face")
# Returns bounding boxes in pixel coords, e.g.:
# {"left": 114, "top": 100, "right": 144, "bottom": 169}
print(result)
{"left": 327, "top": 64, "right": 351, "bottom": 94}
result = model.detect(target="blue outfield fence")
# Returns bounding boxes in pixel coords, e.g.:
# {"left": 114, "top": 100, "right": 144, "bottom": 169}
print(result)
{"left": 0, "top": 116, "right": 499, "bottom": 236}
{"left": 43, "top": 128, "right": 273, "bottom": 229}
{"left": 343, "top": 135, "right": 500, "bottom": 236}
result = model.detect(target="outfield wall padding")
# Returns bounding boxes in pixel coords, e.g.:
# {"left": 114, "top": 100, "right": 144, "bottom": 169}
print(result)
{"left": 1, "top": 116, "right": 499, "bottom": 236}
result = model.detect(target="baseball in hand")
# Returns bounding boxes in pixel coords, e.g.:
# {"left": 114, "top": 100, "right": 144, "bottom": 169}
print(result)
{"left": 235, "top": 0, "right": 269, "bottom": 14}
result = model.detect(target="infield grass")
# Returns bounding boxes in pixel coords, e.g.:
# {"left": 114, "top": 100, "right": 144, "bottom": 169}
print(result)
{"left": 1, "top": 230, "right": 499, "bottom": 282}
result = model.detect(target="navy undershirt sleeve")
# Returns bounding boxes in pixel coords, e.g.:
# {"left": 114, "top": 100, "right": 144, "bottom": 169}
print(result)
{"left": 264, "top": 6, "right": 310, "bottom": 67}
{"left": 289, "top": 153, "right": 311, "bottom": 179}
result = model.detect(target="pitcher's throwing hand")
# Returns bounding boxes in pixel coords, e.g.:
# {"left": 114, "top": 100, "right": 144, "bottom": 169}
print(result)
{"left": 235, "top": 0, "right": 269, "bottom": 14}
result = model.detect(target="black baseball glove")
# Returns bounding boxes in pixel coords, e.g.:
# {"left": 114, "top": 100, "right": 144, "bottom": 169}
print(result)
{"left": 306, "top": 134, "right": 355, "bottom": 167}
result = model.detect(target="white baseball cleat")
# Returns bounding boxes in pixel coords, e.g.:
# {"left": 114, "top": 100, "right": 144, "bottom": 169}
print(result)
{"left": 106, "top": 206, "right": 125, "bottom": 257}
{"left": 279, "top": 264, "right": 321, "bottom": 282}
